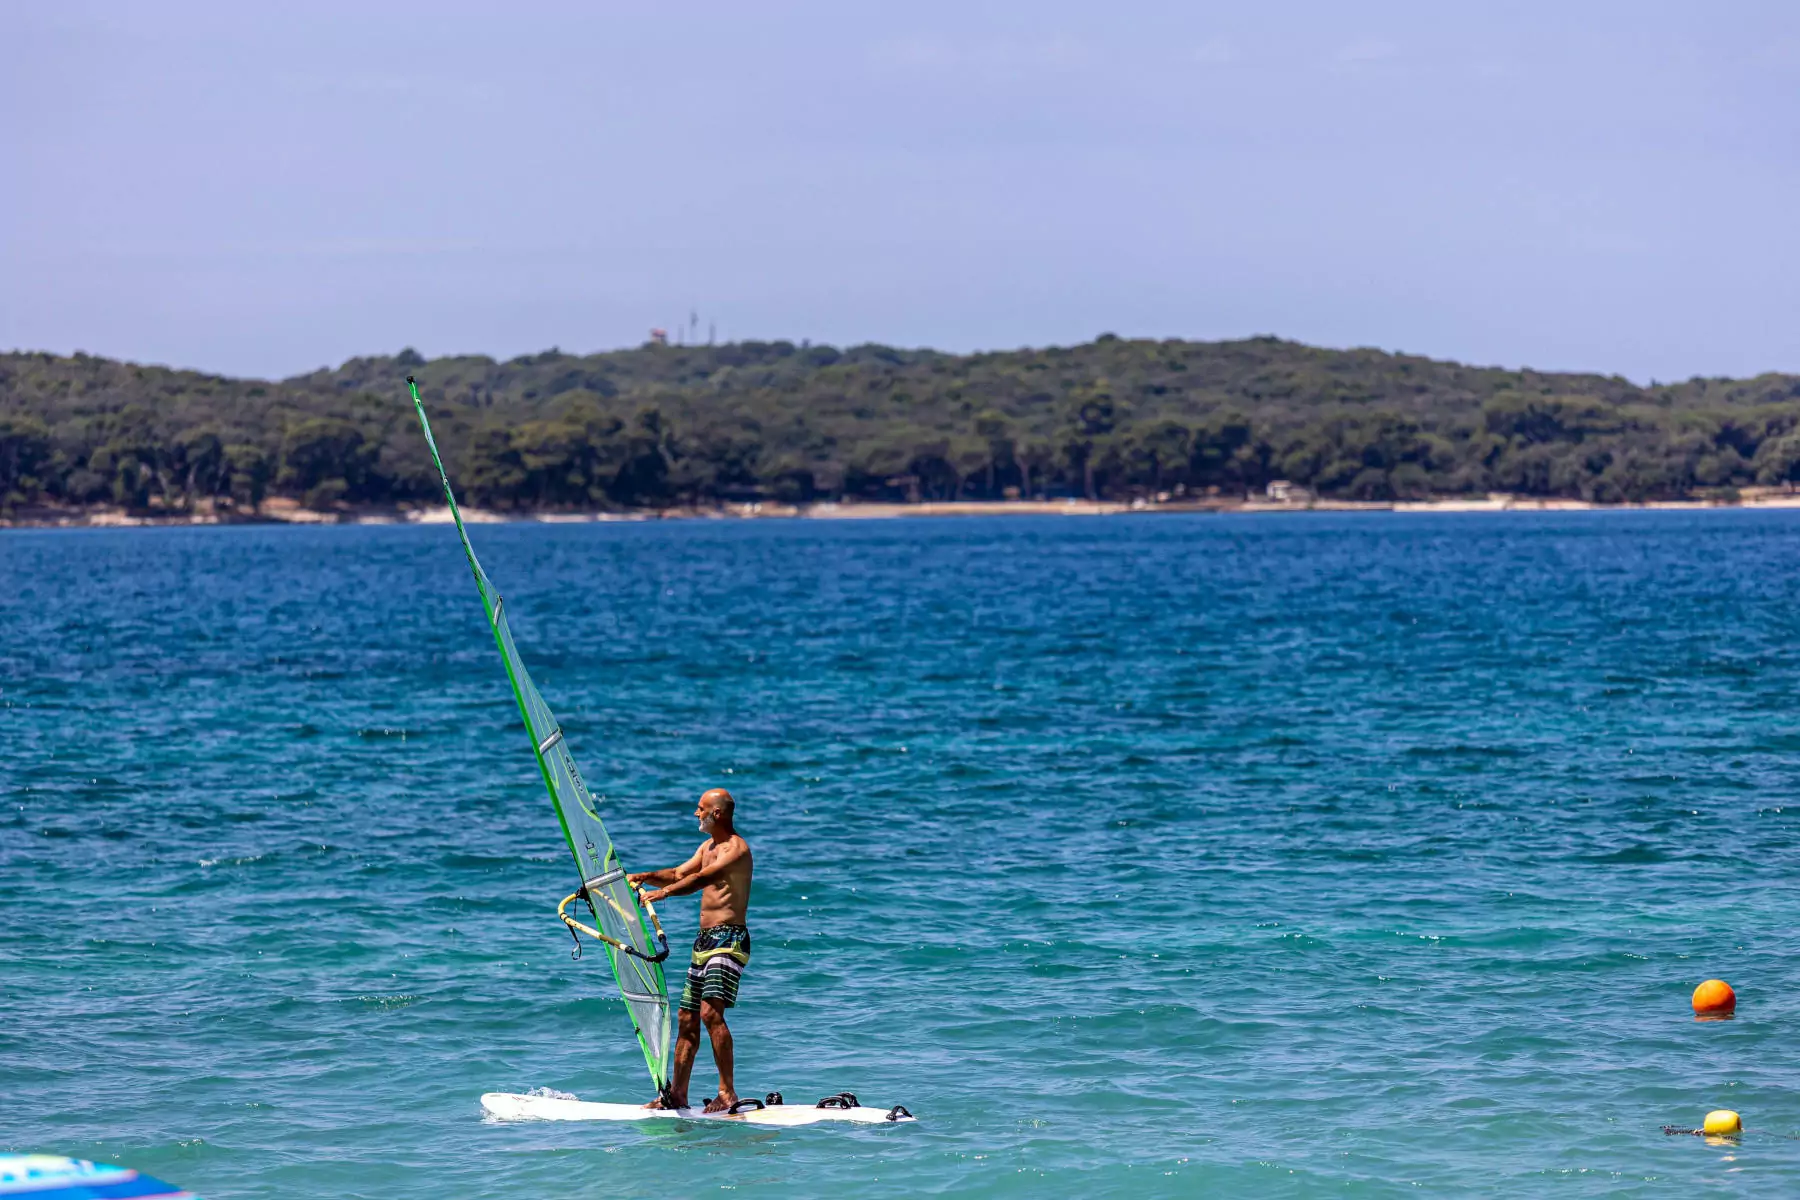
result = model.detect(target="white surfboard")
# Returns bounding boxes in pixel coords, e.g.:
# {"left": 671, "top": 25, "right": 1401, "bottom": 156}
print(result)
{"left": 481, "top": 1091, "right": 914, "bottom": 1126}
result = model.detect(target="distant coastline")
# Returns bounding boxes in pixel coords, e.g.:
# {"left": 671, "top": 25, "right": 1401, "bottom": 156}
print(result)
{"left": 8, "top": 340, "right": 1800, "bottom": 527}
{"left": 8, "top": 488, "right": 1800, "bottom": 530}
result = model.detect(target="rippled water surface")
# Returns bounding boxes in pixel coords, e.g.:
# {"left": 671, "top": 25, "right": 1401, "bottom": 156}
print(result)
{"left": 7, "top": 512, "right": 1800, "bottom": 1197}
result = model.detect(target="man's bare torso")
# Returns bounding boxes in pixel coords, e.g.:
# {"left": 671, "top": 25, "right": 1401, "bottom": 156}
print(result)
{"left": 695, "top": 834, "right": 753, "bottom": 927}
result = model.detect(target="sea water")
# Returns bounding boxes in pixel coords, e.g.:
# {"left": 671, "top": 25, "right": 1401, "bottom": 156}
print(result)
{"left": 5, "top": 512, "right": 1800, "bottom": 1197}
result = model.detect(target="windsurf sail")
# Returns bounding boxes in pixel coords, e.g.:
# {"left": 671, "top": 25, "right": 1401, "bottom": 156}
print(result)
{"left": 406, "top": 376, "right": 673, "bottom": 1095}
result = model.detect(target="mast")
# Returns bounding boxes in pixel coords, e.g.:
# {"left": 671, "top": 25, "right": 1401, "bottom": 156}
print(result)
{"left": 405, "top": 376, "right": 673, "bottom": 1092}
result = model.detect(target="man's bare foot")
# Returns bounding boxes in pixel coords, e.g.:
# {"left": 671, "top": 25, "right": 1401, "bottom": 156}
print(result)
{"left": 644, "top": 1093, "right": 686, "bottom": 1110}
{"left": 703, "top": 1092, "right": 737, "bottom": 1114}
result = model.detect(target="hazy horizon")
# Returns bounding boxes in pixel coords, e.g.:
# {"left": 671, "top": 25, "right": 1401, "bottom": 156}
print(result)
{"left": 6, "top": 1, "right": 1799, "bottom": 385}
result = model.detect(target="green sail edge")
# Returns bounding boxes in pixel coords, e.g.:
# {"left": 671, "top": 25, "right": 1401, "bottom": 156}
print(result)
{"left": 406, "top": 377, "right": 672, "bottom": 1092}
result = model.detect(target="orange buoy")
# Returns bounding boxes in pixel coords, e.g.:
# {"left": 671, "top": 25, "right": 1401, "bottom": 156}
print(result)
{"left": 1692, "top": 979, "right": 1736, "bottom": 1017}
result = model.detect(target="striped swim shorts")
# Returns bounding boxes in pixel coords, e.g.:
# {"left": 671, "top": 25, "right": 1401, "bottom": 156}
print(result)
{"left": 679, "top": 924, "right": 751, "bottom": 1013}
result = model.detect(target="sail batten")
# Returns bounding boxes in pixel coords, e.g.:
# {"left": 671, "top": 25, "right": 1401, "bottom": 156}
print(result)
{"left": 406, "top": 377, "right": 672, "bottom": 1091}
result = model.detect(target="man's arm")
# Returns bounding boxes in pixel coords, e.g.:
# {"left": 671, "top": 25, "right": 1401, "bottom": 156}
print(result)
{"left": 628, "top": 846, "right": 704, "bottom": 889}
{"left": 642, "top": 841, "right": 746, "bottom": 902}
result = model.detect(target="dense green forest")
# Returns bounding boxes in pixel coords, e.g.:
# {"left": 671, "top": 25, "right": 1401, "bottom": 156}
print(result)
{"left": 3, "top": 336, "right": 1800, "bottom": 514}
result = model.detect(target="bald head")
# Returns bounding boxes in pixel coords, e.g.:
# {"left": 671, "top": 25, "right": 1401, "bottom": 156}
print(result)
{"left": 697, "top": 788, "right": 735, "bottom": 834}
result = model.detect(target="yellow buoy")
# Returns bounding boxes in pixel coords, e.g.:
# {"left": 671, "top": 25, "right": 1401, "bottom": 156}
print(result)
{"left": 1703, "top": 1109, "right": 1742, "bottom": 1135}
{"left": 1692, "top": 979, "right": 1736, "bottom": 1017}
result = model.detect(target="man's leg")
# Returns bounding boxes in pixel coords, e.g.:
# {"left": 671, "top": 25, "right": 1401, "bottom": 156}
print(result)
{"left": 700, "top": 999, "right": 736, "bottom": 1113}
{"left": 648, "top": 1008, "right": 701, "bottom": 1108}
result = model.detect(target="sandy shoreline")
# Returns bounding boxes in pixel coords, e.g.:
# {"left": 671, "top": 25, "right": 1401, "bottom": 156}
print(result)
{"left": 5, "top": 490, "right": 1800, "bottom": 529}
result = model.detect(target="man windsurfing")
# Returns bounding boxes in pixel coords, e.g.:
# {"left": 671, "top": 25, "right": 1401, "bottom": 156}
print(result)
{"left": 629, "top": 787, "right": 754, "bottom": 1112}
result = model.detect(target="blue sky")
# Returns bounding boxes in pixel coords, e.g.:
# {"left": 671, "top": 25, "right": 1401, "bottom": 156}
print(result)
{"left": 4, "top": 1, "right": 1798, "bottom": 382}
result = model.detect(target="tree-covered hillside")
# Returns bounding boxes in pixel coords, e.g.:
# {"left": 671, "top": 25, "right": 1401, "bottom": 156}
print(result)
{"left": 3, "top": 336, "right": 1800, "bottom": 514}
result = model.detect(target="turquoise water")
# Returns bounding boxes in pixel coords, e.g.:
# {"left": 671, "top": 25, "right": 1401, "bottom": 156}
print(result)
{"left": 6, "top": 512, "right": 1800, "bottom": 1196}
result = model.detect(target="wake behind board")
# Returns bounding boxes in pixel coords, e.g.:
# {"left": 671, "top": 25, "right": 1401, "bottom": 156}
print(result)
{"left": 482, "top": 1091, "right": 914, "bottom": 1126}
